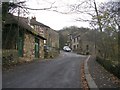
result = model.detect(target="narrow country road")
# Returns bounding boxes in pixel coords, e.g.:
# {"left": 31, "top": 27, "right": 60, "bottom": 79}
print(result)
{"left": 3, "top": 51, "right": 87, "bottom": 88}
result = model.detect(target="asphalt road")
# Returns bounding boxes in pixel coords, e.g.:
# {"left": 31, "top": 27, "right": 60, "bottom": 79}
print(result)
{"left": 3, "top": 51, "right": 87, "bottom": 88}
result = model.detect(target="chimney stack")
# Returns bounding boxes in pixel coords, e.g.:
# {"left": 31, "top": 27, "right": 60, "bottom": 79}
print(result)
{"left": 27, "top": 17, "right": 30, "bottom": 25}
{"left": 31, "top": 16, "right": 36, "bottom": 20}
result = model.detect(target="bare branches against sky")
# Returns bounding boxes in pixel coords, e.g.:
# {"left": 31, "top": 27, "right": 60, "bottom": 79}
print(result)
{"left": 4, "top": 0, "right": 119, "bottom": 30}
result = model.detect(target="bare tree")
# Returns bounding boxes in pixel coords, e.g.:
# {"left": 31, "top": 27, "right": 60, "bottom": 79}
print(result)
{"left": 65, "top": 0, "right": 119, "bottom": 60}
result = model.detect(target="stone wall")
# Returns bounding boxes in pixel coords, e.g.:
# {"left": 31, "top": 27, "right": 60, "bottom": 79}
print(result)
{"left": 23, "top": 32, "right": 35, "bottom": 61}
{"left": 22, "top": 32, "right": 45, "bottom": 61}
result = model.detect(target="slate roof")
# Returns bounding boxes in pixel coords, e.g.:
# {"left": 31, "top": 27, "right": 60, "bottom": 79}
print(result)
{"left": 4, "top": 14, "right": 46, "bottom": 40}
{"left": 30, "top": 18, "right": 50, "bottom": 28}
{"left": 71, "top": 33, "right": 81, "bottom": 39}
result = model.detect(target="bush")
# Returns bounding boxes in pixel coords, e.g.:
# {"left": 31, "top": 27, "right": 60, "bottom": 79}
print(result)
{"left": 2, "top": 50, "right": 18, "bottom": 69}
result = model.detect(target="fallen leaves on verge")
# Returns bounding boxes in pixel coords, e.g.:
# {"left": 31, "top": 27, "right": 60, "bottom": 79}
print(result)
{"left": 81, "top": 63, "right": 89, "bottom": 90}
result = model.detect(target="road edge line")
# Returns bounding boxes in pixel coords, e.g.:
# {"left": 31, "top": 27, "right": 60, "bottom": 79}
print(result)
{"left": 84, "top": 55, "right": 98, "bottom": 89}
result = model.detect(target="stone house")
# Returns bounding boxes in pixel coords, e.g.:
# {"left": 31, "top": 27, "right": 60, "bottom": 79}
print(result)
{"left": 2, "top": 14, "right": 46, "bottom": 65}
{"left": 30, "top": 17, "right": 48, "bottom": 59}
{"left": 47, "top": 29, "right": 59, "bottom": 58}
{"left": 69, "top": 33, "right": 93, "bottom": 55}
{"left": 71, "top": 34, "right": 81, "bottom": 52}
{"left": 29, "top": 16, "right": 59, "bottom": 58}
{"left": 43, "top": 27, "right": 59, "bottom": 58}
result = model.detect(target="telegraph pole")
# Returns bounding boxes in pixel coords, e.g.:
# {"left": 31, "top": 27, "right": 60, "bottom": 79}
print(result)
{"left": 17, "top": 7, "right": 20, "bottom": 51}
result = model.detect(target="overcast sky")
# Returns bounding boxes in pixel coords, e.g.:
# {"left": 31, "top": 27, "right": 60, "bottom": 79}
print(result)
{"left": 15, "top": 0, "right": 117, "bottom": 30}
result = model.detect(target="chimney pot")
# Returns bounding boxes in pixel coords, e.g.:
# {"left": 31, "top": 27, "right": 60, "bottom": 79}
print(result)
{"left": 32, "top": 16, "right": 36, "bottom": 20}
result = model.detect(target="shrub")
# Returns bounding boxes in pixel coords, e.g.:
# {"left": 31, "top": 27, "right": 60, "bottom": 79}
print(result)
{"left": 2, "top": 50, "right": 18, "bottom": 69}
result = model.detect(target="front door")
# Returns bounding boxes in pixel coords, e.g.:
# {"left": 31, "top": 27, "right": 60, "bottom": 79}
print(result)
{"left": 18, "top": 31, "right": 24, "bottom": 57}
{"left": 35, "top": 37, "right": 39, "bottom": 58}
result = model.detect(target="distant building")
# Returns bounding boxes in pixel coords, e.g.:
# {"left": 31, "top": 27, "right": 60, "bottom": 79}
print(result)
{"left": 68, "top": 34, "right": 81, "bottom": 52}
{"left": 68, "top": 33, "right": 90, "bottom": 55}
{"left": 71, "top": 34, "right": 81, "bottom": 51}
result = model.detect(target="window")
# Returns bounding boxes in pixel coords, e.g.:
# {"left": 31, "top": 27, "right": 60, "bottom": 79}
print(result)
{"left": 74, "top": 45, "right": 76, "bottom": 50}
{"left": 77, "top": 44, "right": 79, "bottom": 48}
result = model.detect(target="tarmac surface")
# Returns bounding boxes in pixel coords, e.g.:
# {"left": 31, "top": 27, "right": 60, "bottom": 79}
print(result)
{"left": 3, "top": 51, "right": 120, "bottom": 89}
{"left": 3, "top": 51, "right": 87, "bottom": 88}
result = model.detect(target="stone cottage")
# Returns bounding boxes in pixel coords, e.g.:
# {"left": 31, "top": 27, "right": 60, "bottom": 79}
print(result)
{"left": 2, "top": 14, "right": 46, "bottom": 65}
